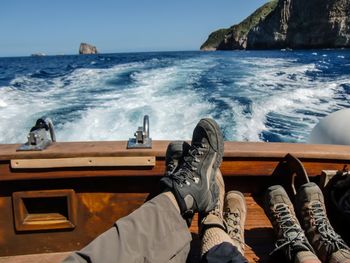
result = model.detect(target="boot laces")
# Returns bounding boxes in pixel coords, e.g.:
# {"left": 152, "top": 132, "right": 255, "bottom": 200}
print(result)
{"left": 166, "top": 162, "right": 176, "bottom": 176}
{"left": 310, "top": 202, "right": 349, "bottom": 251}
{"left": 225, "top": 208, "right": 245, "bottom": 245}
{"left": 270, "top": 204, "right": 310, "bottom": 255}
{"left": 171, "top": 143, "right": 206, "bottom": 186}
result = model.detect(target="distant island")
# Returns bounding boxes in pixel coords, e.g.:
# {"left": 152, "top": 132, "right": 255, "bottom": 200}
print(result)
{"left": 201, "top": 0, "right": 350, "bottom": 50}
{"left": 79, "top": 43, "right": 98, "bottom": 54}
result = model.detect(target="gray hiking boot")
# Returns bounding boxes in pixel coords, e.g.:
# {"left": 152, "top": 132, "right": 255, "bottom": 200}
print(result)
{"left": 264, "top": 185, "right": 315, "bottom": 262}
{"left": 164, "top": 141, "right": 190, "bottom": 176}
{"left": 296, "top": 182, "right": 350, "bottom": 263}
{"left": 200, "top": 169, "right": 225, "bottom": 232}
{"left": 224, "top": 191, "right": 247, "bottom": 256}
{"left": 161, "top": 118, "right": 224, "bottom": 218}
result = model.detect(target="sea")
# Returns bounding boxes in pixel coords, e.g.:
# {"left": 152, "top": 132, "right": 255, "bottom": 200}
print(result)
{"left": 0, "top": 50, "right": 349, "bottom": 144}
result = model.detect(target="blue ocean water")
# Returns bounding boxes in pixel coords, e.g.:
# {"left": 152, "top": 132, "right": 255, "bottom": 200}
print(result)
{"left": 0, "top": 51, "right": 349, "bottom": 143}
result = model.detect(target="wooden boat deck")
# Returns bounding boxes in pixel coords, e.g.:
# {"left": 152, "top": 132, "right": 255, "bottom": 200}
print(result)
{"left": 0, "top": 141, "right": 349, "bottom": 262}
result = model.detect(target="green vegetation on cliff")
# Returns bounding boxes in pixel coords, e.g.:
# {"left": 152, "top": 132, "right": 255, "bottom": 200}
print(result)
{"left": 200, "top": 0, "right": 278, "bottom": 50}
{"left": 200, "top": 29, "right": 229, "bottom": 50}
{"left": 230, "top": 0, "right": 278, "bottom": 38}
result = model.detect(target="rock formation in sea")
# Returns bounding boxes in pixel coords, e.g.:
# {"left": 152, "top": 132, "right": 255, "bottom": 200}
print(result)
{"left": 201, "top": 0, "right": 350, "bottom": 50}
{"left": 79, "top": 43, "right": 98, "bottom": 54}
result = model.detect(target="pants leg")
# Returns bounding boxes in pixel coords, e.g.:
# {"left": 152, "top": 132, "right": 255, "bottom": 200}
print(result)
{"left": 63, "top": 193, "right": 192, "bottom": 263}
{"left": 201, "top": 242, "right": 248, "bottom": 263}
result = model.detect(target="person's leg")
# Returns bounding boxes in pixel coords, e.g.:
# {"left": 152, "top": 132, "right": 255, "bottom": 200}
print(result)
{"left": 63, "top": 192, "right": 191, "bottom": 263}
{"left": 200, "top": 171, "right": 248, "bottom": 263}
{"left": 64, "top": 118, "right": 224, "bottom": 263}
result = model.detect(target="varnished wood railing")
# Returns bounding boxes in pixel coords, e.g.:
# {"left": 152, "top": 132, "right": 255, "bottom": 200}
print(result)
{"left": 0, "top": 141, "right": 349, "bottom": 181}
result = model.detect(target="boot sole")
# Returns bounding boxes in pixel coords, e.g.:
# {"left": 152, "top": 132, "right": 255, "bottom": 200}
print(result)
{"left": 200, "top": 118, "right": 224, "bottom": 212}
{"left": 200, "top": 118, "right": 224, "bottom": 169}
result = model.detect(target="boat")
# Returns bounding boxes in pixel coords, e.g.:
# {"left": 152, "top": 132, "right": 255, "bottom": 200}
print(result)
{"left": 31, "top": 53, "right": 46, "bottom": 57}
{"left": 0, "top": 115, "right": 349, "bottom": 262}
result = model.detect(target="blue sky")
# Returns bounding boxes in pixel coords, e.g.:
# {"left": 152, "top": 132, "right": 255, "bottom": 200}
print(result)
{"left": 0, "top": 0, "right": 268, "bottom": 57}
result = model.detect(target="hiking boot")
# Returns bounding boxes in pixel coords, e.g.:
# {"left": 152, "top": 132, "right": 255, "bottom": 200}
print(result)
{"left": 224, "top": 191, "right": 247, "bottom": 255}
{"left": 200, "top": 169, "right": 225, "bottom": 232}
{"left": 296, "top": 182, "right": 350, "bottom": 263}
{"left": 161, "top": 118, "right": 224, "bottom": 218}
{"left": 264, "top": 185, "right": 315, "bottom": 262}
{"left": 164, "top": 141, "right": 190, "bottom": 176}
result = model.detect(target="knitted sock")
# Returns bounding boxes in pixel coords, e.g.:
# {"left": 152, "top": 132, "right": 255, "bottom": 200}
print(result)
{"left": 201, "top": 227, "right": 235, "bottom": 256}
{"left": 329, "top": 249, "right": 350, "bottom": 263}
{"left": 294, "top": 251, "right": 320, "bottom": 263}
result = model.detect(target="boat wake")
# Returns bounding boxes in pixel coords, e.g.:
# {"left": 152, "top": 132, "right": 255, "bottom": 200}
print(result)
{"left": 0, "top": 51, "right": 349, "bottom": 143}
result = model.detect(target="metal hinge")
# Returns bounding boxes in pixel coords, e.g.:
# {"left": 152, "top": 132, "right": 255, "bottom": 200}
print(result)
{"left": 127, "top": 115, "right": 152, "bottom": 149}
{"left": 17, "top": 117, "right": 56, "bottom": 151}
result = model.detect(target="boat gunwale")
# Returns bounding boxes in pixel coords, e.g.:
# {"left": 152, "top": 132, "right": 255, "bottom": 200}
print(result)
{"left": 0, "top": 141, "right": 349, "bottom": 160}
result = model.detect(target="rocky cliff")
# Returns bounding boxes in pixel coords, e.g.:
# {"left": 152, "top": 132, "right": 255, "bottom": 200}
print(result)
{"left": 201, "top": 0, "right": 350, "bottom": 50}
{"left": 248, "top": 0, "right": 350, "bottom": 49}
{"left": 200, "top": 0, "right": 278, "bottom": 50}
{"left": 79, "top": 43, "right": 98, "bottom": 54}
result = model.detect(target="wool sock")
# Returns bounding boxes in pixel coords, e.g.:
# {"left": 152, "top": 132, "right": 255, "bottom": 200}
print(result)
{"left": 201, "top": 227, "right": 235, "bottom": 256}
{"left": 294, "top": 251, "right": 320, "bottom": 263}
{"left": 329, "top": 249, "right": 350, "bottom": 263}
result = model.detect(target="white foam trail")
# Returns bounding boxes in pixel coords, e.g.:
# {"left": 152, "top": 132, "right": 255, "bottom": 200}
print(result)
{"left": 0, "top": 53, "right": 349, "bottom": 144}
{"left": 58, "top": 59, "right": 215, "bottom": 141}
{"left": 0, "top": 62, "right": 148, "bottom": 143}
{"left": 0, "top": 99, "right": 7, "bottom": 107}
{"left": 215, "top": 57, "right": 343, "bottom": 142}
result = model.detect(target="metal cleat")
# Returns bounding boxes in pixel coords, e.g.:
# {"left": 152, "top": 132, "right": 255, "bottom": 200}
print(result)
{"left": 17, "top": 117, "right": 56, "bottom": 151}
{"left": 127, "top": 115, "right": 152, "bottom": 149}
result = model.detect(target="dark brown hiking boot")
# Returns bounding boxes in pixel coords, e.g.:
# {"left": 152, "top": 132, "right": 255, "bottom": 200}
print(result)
{"left": 161, "top": 118, "right": 224, "bottom": 218}
{"left": 224, "top": 191, "right": 247, "bottom": 255}
{"left": 296, "top": 182, "right": 350, "bottom": 263}
{"left": 264, "top": 185, "right": 315, "bottom": 262}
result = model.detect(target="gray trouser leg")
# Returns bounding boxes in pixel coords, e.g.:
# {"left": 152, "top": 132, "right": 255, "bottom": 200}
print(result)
{"left": 63, "top": 193, "right": 192, "bottom": 263}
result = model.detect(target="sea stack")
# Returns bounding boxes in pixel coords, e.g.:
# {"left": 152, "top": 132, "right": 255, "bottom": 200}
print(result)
{"left": 79, "top": 43, "right": 98, "bottom": 54}
{"left": 201, "top": 0, "right": 350, "bottom": 50}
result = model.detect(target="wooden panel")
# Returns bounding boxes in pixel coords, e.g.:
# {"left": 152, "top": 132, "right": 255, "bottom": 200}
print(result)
{"left": 221, "top": 159, "right": 350, "bottom": 177}
{"left": 0, "top": 186, "right": 150, "bottom": 256}
{"left": 12, "top": 189, "right": 77, "bottom": 231}
{"left": 10, "top": 156, "right": 155, "bottom": 169}
{"left": 0, "top": 175, "right": 162, "bottom": 256}
{"left": 0, "top": 159, "right": 165, "bottom": 181}
{"left": 1, "top": 157, "right": 349, "bottom": 181}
